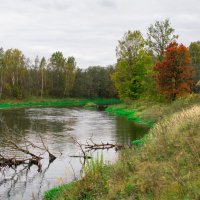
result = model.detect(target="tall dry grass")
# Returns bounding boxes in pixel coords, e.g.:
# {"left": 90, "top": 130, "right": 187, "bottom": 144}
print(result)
{"left": 131, "top": 105, "right": 200, "bottom": 199}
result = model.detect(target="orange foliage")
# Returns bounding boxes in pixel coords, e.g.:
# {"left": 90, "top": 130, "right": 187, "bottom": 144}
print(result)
{"left": 154, "top": 42, "right": 195, "bottom": 101}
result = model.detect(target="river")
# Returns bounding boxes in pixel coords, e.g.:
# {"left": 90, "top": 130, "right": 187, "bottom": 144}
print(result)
{"left": 0, "top": 107, "right": 147, "bottom": 200}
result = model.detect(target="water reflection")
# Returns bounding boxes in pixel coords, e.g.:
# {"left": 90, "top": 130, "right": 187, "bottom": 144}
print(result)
{"left": 115, "top": 116, "right": 148, "bottom": 144}
{"left": 0, "top": 107, "right": 147, "bottom": 200}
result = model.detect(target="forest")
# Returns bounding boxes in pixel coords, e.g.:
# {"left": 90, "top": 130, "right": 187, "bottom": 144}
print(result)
{"left": 0, "top": 19, "right": 200, "bottom": 102}
{"left": 0, "top": 50, "right": 117, "bottom": 99}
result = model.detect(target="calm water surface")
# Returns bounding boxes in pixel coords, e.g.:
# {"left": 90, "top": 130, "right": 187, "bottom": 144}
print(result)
{"left": 0, "top": 107, "right": 148, "bottom": 200}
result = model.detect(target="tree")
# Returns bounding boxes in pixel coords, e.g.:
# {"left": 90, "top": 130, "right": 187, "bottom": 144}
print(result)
{"left": 72, "top": 68, "right": 87, "bottom": 97}
{"left": 189, "top": 41, "right": 200, "bottom": 92}
{"left": 3, "top": 49, "right": 27, "bottom": 98}
{"left": 49, "top": 51, "right": 66, "bottom": 96}
{"left": 189, "top": 41, "right": 200, "bottom": 82}
{"left": 64, "top": 57, "right": 76, "bottom": 97}
{"left": 72, "top": 66, "right": 117, "bottom": 98}
{"left": 112, "top": 30, "right": 153, "bottom": 99}
{"left": 147, "top": 19, "right": 178, "bottom": 60}
{"left": 0, "top": 48, "right": 4, "bottom": 99}
{"left": 0, "top": 47, "right": 118, "bottom": 99}
{"left": 154, "top": 42, "right": 195, "bottom": 101}
{"left": 39, "top": 57, "right": 46, "bottom": 98}
{"left": 116, "top": 30, "right": 145, "bottom": 62}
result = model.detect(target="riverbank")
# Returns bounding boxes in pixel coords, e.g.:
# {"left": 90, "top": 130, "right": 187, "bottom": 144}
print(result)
{"left": 0, "top": 98, "right": 123, "bottom": 110}
{"left": 44, "top": 95, "right": 200, "bottom": 200}
{"left": 105, "top": 105, "right": 154, "bottom": 127}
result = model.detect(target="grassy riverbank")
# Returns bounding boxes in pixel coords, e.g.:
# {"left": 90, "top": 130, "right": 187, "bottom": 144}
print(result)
{"left": 44, "top": 95, "right": 200, "bottom": 200}
{"left": 0, "top": 98, "right": 123, "bottom": 109}
{"left": 105, "top": 106, "right": 154, "bottom": 127}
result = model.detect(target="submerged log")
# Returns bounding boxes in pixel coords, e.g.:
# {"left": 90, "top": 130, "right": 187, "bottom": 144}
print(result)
{"left": 8, "top": 140, "right": 42, "bottom": 160}
{"left": 0, "top": 156, "right": 34, "bottom": 168}
{"left": 96, "top": 104, "right": 108, "bottom": 111}
{"left": 0, "top": 136, "right": 56, "bottom": 169}
{"left": 70, "top": 136, "right": 125, "bottom": 162}
{"left": 85, "top": 142, "right": 124, "bottom": 152}
{"left": 38, "top": 134, "right": 56, "bottom": 163}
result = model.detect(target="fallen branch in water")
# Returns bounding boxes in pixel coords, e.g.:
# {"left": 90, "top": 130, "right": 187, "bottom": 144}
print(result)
{"left": 70, "top": 135, "right": 125, "bottom": 161}
{"left": 8, "top": 140, "right": 42, "bottom": 160}
{"left": 0, "top": 154, "right": 28, "bottom": 167}
{"left": 0, "top": 130, "right": 56, "bottom": 169}
{"left": 85, "top": 140, "right": 124, "bottom": 152}
{"left": 0, "top": 153, "right": 37, "bottom": 168}
{"left": 69, "top": 155, "right": 92, "bottom": 159}
{"left": 39, "top": 134, "right": 56, "bottom": 163}
{"left": 71, "top": 136, "right": 91, "bottom": 160}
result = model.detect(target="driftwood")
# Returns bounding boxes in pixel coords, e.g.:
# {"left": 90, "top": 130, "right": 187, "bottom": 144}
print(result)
{"left": 85, "top": 136, "right": 124, "bottom": 152}
{"left": 85, "top": 142, "right": 123, "bottom": 151}
{"left": 8, "top": 140, "right": 42, "bottom": 160}
{"left": 0, "top": 134, "right": 56, "bottom": 169}
{"left": 0, "top": 154, "right": 30, "bottom": 167}
{"left": 39, "top": 134, "right": 56, "bottom": 163}
{"left": 70, "top": 137, "right": 92, "bottom": 160}
{"left": 70, "top": 136, "right": 124, "bottom": 161}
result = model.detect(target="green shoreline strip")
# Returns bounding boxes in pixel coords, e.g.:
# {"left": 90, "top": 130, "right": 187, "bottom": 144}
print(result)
{"left": 105, "top": 105, "right": 154, "bottom": 127}
{"left": 105, "top": 105, "right": 154, "bottom": 146}
{"left": 0, "top": 98, "right": 123, "bottom": 110}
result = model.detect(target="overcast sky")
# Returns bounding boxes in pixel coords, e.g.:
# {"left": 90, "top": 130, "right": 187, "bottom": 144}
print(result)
{"left": 0, "top": 0, "right": 199, "bottom": 68}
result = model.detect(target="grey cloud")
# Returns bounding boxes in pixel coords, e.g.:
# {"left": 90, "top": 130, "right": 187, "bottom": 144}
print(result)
{"left": 98, "top": 0, "right": 116, "bottom": 8}
{"left": 0, "top": 0, "right": 200, "bottom": 68}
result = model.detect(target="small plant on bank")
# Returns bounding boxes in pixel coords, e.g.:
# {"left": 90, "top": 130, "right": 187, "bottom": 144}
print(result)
{"left": 84, "top": 102, "right": 97, "bottom": 109}
{"left": 81, "top": 152, "right": 104, "bottom": 176}
{"left": 45, "top": 152, "right": 109, "bottom": 200}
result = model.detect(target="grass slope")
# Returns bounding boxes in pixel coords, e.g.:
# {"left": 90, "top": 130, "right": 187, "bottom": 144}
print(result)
{"left": 44, "top": 95, "right": 200, "bottom": 200}
{"left": 105, "top": 105, "right": 154, "bottom": 127}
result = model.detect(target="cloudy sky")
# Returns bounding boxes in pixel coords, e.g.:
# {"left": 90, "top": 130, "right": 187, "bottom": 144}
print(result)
{"left": 0, "top": 0, "right": 199, "bottom": 68}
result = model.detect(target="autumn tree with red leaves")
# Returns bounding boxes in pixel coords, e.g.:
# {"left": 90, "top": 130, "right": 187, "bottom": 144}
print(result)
{"left": 154, "top": 42, "right": 195, "bottom": 101}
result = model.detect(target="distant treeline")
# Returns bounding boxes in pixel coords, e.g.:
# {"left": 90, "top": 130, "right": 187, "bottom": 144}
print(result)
{"left": 1, "top": 19, "right": 200, "bottom": 101}
{"left": 0, "top": 50, "right": 117, "bottom": 99}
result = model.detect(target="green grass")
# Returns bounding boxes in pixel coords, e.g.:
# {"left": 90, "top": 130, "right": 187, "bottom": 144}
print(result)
{"left": 44, "top": 94, "right": 200, "bottom": 200}
{"left": 44, "top": 183, "right": 75, "bottom": 200}
{"left": 105, "top": 105, "right": 154, "bottom": 127}
{"left": 0, "top": 98, "right": 123, "bottom": 110}
{"left": 83, "top": 102, "right": 97, "bottom": 109}
{"left": 44, "top": 153, "right": 109, "bottom": 200}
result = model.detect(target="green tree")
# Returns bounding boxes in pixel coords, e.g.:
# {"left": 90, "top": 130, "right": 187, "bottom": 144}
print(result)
{"left": 3, "top": 49, "right": 27, "bottom": 98}
{"left": 147, "top": 19, "right": 178, "bottom": 60}
{"left": 49, "top": 51, "right": 66, "bottom": 96}
{"left": 39, "top": 57, "right": 46, "bottom": 98}
{"left": 0, "top": 48, "right": 4, "bottom": 99}
{"left": 72, "top": 66, "right": 117, "bottom": 98}
{"left": 116, "top": 30, "right": 145, "bottom": 63}
{"left": 189, "top": 41, "right": 200, "bottom": 93}
{"left": 189, "top": 41, "right": 200, "bottom": 82}
{"left": 112, "top": 30, "right": 153, "bottom": 99}
{"left": 72, "top": 68, "right": 87, "bottom": 97}
{"left": 64, "top": 57, "right": 76, "bottom": 97}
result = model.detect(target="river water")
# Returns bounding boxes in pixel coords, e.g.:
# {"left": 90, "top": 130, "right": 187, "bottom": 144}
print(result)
{"left": 0, "top": 107, "right": 147, "bottom": 200}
